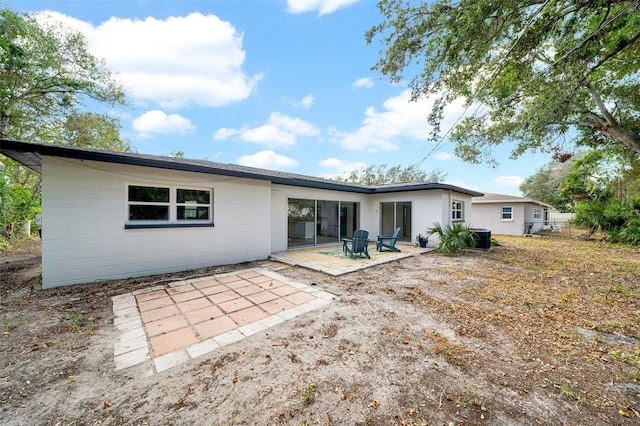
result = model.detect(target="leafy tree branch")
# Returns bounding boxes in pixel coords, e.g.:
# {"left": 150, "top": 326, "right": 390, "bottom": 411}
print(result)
{"left": 368, "top": 0, "right": 640, "bottom": 163}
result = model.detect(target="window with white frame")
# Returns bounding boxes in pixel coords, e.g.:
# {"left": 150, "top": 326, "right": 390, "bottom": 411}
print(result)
{"left": 126, "top": 184, "right": 213, "bottom": 227}
{"left": 501, "top": 206, "right": 513, "bottom": 221}
{"left": 533, "top": 208, "right": 542, "bottom": 220}
{"left": 451, "top": 200, "right": 464, "bottom": 221}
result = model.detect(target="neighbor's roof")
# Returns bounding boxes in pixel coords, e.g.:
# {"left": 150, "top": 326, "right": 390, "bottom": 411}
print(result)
{"left": 472, "top": 192, "right": 553, "bottom": 208}
{"left": 0, "top": 138, "right": 483, "bottom": 196}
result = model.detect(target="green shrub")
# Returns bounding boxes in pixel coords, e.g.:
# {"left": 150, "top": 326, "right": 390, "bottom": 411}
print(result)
{"left": 427, "top": 222, "right": 477, "bottom": 254}
{"left": 0, "top": 179, "right": 40, "bottom": 241}
{"left": 610, "top": 217, "right": 640, "bottom": 245}
{"left": 573, "top": 197, "right": 640, "bottom": 245}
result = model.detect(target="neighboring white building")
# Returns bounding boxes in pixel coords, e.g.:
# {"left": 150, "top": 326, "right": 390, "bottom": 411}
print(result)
{"left": 471, "top": 193, "right": 553, "bottom": 236}
{"left": 1, "top": 139, "right": 483, "bottom": 288}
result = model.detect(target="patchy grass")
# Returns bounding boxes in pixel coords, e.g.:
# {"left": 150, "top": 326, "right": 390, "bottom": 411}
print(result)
{"left": 67, "top": 312, "right": 95, "bottom": 335}
{"left": 299, "top": 382, "right": 316, "bottom": 407}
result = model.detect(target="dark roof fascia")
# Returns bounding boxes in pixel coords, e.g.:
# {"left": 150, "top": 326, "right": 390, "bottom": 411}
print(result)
{"left": 0, "top": 139, "right": 482, "bottom": 196}
{"left": 472, "top": 196, "right": 553, "bottom": 208}
{"left": 371, "top": 182, "right": 483, "bottom": 197}
{"left": 0, "top": 139, "right": 370, "bottom": 193}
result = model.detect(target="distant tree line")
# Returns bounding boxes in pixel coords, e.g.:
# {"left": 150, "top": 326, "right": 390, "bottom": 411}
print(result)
{"left": 520, "top": 148, "right": 640, "bottom": 244}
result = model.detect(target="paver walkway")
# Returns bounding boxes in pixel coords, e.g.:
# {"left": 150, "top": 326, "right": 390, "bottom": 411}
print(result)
{"left": 111, "top": 268, "right": 334, "bottom": 374}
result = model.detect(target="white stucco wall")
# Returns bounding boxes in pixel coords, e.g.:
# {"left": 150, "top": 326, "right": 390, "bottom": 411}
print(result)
{"left": 370, "top": 190, "right": 475, "bottom": 246}
{"left": 41, "top": 157, "right": 272, "bottom": 288}
{"left": 471, "top": 203, "right": 526, "bottom": 235}
{"left": 269, "top": 187, "right": 474, "bottom": 250}
{"left": 523, "top": 205, "right": 546, "bottom": 233}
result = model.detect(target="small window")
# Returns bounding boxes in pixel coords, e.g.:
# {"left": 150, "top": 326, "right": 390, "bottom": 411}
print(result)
{"left": 502, "top": 206, "right": 513, "bottom": 221}
{"left": 533, "top": 208, "right": 542, "bottom": 220}
{"left": 128, "top": 185, "right": 170, "bottom": 221}
{"left": 451, "top": 200, "right": 464, "bottom": 221}
{"left": 177, "top": 189, "right": 210, "bottom": 220}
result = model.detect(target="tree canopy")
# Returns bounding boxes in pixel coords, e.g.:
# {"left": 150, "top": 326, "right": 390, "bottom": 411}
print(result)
{"left": 0, "top": 7, "right": 127, "bottom": 141}
{"left": 61, "top": 111, "right": 132, "bottom": 152}
{"left": 334, "top": 164, "right": 446, "bottom": 185}
{"left": 519, "top": 159, "right": 576, "bottom": 211}
{"left": 0, "top": 6, "right": 130, "bottom": 242}
{"left": 367, "top": 0, "right": 640, "bottom": 165}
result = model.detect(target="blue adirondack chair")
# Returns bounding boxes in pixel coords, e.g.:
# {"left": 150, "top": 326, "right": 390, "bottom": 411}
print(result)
{"left": 376, "top": 227, "right": 402, "bottom": 252}
{"left": 343, "top": 229, "right": 370, "bottom": 259}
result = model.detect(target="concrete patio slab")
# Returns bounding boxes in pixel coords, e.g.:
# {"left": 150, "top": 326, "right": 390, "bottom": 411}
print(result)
{"left": 269, "top": 242, "right": 433, "bottom": 276}
{"left": 111, "top": 267, "right": 336, "bottom": 374}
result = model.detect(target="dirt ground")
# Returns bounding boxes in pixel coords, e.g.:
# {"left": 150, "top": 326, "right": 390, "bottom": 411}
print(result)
{"left": 1, "top": 236, "right": 639, "bottom": 425}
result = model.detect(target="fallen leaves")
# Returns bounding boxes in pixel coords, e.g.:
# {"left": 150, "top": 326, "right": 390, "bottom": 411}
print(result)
{"left": 618, "top": 406, "right": 640, "bottom": 418}
{"left": 619, "top": 408, "right": 631, "bottom": 417}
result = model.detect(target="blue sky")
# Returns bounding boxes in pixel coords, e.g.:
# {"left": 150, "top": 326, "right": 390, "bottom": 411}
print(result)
{"left": 13, "top": 0, "right": 553, "bottom": 196}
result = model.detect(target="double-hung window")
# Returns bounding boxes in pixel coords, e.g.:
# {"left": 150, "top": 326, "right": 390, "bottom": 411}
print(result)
{"left": 451, "top": 200, "right": 464, "bottom": 221}
{"left": 128, "top": 185, "right": 171, "bottom": 221}
{"left": 501, "top": 206, "right": 513, "bottom": 221}
{"left": 533, "top": 208, "right": 542, "bottom": 220}
{"left": 126, "top": 184, "right": 213, "bottom": 228}
{"left": 176, "top": 189, "right": 211, "bottom": 220}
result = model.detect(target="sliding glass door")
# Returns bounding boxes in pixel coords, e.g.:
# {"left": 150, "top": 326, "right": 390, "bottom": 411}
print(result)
{"left": 316, "top": 200, "right": 339, "bottom": 244}
{"left": 288, "top": 198, "right": 359, "bottom": 248}
{"left": 380, "top": 201, "right": 412, "bottom": 242}
{"left": 287, "top": 199, "right": 315, "bottom": 247}
{"left": 339, "top": 202, "right": 358, "bottom": 240}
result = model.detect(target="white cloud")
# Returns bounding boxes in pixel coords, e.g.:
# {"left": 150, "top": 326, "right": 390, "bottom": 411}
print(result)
{"left": 132, "top": 110, "right": 195, "bottom": 138}
{"left": 212, "top": 128, "right": 241, "bottom": 140}
{"left": 335, "top": 89, "right": 467, "bottom": 152}
{"left": 236, "top": 150, "right": 299, "bottom": 169}
{"left": 318, "top": 158, "right": 366, "bottom": 175}
{"left": 434, "top": 152, "right": 455, "bottom": 161}
{"left": 286, "top": 0, "right": 361, "bottom": 16}
{"left": 296, "top": 94, "right": 315, "bottom": 108}
{"left": 37, "top": 11, "right": 262, "bottom": 108}
{"left": 283, "top": 94, "right": 315, "bottom": 108}
{"left": 213, "top": 112, "right": 320, "bottom": 148}
{"left": 492, "top": 176, "right": 525, "bottom": 188}
{"left": 352, "top": 77, "right": 374, "bottom": 89}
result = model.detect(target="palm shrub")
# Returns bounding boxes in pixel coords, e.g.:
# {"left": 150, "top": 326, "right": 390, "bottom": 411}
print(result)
{"left": 427, "top": 222, "right": 477, "bottom": 254}
{"left": 573, "top": 197, "right": 640, "bottom": 245}
{"left": 572, "top": 199, "right": 608, "bottom": 235}
{"left": 602, "top": 198, "right": 638, "bottom": 231}
{"left": 612, "top": 218, "right": 640, "bottom": 245}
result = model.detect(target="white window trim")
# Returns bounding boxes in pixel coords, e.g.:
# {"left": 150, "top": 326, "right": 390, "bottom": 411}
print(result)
{"left": 501, "top": 206, "right": 513, "bottom": 221}
{"left": 125, "top": 183, "right": 214, "bottom": 229}
{"left": 533, "top": 207, "right": 542, "bottom": 221}
{"left": 451, "top": 200, "right": 464, "bottom": 222}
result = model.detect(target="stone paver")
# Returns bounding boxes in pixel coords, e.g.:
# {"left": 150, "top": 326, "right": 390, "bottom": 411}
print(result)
{"left": 112, "top": 267, "right": 335, "bottom": 374}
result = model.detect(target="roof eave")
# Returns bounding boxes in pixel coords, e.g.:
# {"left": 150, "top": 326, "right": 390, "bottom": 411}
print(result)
{"left": 0, "top": 139, "right": 482, "bottom": 196}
